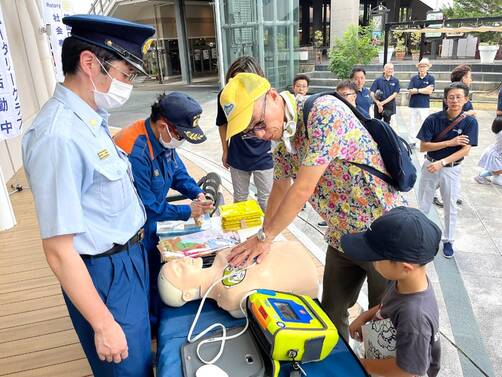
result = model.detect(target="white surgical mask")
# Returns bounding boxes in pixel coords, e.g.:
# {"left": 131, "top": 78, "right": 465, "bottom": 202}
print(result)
{"left": 160, "top": 126, "right": 185, "bottom": 149}
{"left": 91, "top": 59, "right": 133, "bottom": 110}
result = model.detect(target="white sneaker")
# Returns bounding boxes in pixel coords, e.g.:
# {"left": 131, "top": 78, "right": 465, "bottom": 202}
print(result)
{"left": 474, "top": 175, "right": 492, "bottom": 185}
{"left": 492, "top": 175, "right": 502, "bottom": 186}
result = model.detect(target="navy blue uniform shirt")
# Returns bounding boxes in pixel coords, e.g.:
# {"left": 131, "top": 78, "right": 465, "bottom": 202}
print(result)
{"left": 114, "top": 118, "right": 203, "bottom": 254}
{"left": 408, "top": 74, "right": 435, "bottom": 108}
{"left": 356, "top": 87, "right": 372, "bottom": 117}
{"left": 417, "top": 111, "right": 478, "bottom": 161}
{"left": 216, "top": 91, "right": 273, "bottom": 171}
{"left": 370, "top": 76, "right": 400, "bottom": 113}
{"left": 498, "top": 87, "right": 502, "bottom": 112}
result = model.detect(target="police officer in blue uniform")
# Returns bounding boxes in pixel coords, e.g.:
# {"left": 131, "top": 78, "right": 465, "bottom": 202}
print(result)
{"left": 351, "top": 67, "right": 372, "bottom": 117}
{"left": 22, "top": 15, "right": 155, "bottom": 376}
{"left": 370, "top": 63, "right": 400, "bottom": 124}
{"left": 113, "top": 92, "right": 212, "bottom": 333}
{"left": 417, "top": 82, "right": 478, "bottom": 259}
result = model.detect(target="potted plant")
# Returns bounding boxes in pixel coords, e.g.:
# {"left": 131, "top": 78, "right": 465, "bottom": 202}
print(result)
{"left": 314, "top": 30, "right": 324, "bottom": 64}
{"left": 393, "top": 31, "right": 406, "bottom": 60}
{"left": 478, "top": 32, "right": 500, "bottom": 64}
{"left": 410, "top": 31, "right": 421, "bottom": 61}
{"left": 374, "top": 36, "right": 395, "bottom": 63}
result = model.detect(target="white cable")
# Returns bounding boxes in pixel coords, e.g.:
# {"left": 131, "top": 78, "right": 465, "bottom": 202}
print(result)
{"left": 187, "top": 263, "right": 257, "bottom": 365}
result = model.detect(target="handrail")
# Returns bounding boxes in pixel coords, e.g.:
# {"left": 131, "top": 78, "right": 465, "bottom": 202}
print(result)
{"left": 89, "top": 0, "right": 114, "bottom": 15}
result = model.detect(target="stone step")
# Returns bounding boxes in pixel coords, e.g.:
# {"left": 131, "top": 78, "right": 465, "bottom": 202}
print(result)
{"left": 308, "top": 85, "right": 499, "bottom": 104}
{"left": 308, "top": 70, "right": 502, "bottom": 82}
{"left": 315, "top": 62, "right": 502, "bottom": 73}
{"left": 308, "top": 77, "right": 498, "bottom": 91}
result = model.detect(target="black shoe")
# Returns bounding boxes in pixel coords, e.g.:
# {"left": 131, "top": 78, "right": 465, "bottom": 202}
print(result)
{"left": 317, "top": 221, "right": 328, "bottom": 227}
{"left": 456, "top": 198, "right": 463, "bottom": 205}
{"left": 433, "top": 196, "right": 444, "bottom": 208}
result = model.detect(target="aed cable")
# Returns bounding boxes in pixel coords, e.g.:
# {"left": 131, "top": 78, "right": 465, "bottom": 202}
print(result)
{"left": 187, "top": 263, "right": 257, "bottom": 365}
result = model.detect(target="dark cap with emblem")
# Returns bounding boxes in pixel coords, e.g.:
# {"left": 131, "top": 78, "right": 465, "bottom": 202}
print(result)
{"left": 341, "top": 207, "right": 442, "bottom": 265}
{"left": 159, "top": 92, "right": 206, "bottom": 144}
{"left": 62, "top": 14, "right": 155, "bottom": 75}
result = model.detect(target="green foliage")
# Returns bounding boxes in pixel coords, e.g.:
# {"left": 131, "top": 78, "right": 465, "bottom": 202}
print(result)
{"left": 410, "top": 31, "right": 422, "bottom": 51}
{"left": 442, "top": 0, "right": 501, "bottom": 44}
{"left": 393, "top": 31, "right": 406, "bottom": 52}
{"left": 442, "top": 0, "right": 501, "bottom": 18}
{"left": 314, "top": 30, "right": 324, "bottom": 47}
{"left": 328, "top": 24, "right": 379, "bottom": 79}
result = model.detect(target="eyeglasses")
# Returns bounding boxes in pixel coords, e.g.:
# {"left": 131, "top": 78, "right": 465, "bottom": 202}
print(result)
{"left": 446, "top": 95, "right": 465, "bottom": 102}
{"left": 242, "top": 94, "right": 268, "bottom": 139}
{"left": 102, "top": 60, "right": 138, "bottom": 82}
{"left": 165, "top": 122, "right": 183, "bottom": 140}
{"left": 339, "top": 91, "right": 357, "bottom": 98}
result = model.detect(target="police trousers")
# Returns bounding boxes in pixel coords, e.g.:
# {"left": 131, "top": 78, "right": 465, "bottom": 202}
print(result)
{"left": 418, "top": 159, "right": 461, "bottom": 242}
{"left": 63, "top": 242, "right": 152, "bottom": 377}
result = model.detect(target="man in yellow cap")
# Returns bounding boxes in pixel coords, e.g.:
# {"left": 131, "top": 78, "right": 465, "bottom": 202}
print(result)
{"left": 221, "top": 73, "right": 406, "bottom": 341}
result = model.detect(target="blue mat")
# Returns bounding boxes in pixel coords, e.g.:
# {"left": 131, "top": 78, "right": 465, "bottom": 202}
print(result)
{"left": 157, "top": 300, "right": 368, "bottom": 377}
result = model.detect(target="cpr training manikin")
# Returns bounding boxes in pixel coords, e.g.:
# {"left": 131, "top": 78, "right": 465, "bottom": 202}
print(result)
{"left": 158, "top": 240, "right": 319, "bottom": 317}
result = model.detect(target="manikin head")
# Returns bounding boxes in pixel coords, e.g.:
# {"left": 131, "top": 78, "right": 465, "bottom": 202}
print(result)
{"left": 158, "top": 257, "right": 204, "bottom": 307}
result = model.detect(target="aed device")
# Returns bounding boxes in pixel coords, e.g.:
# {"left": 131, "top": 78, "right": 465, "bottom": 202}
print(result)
{"left": 247, "top": 289, "right": 339, "bottom": 377}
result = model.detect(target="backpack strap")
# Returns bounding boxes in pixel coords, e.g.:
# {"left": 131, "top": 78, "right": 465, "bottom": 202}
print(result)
{"left": 302, "top": 91, "right": 368, "bottom": 133}
{"left": 302, "top": 91, "right": 393, "bottom": 185}
{"left": 351, "top": 162, "right": 394, "bottom": 186}
{"left": 433, "top": 113, "right": 467, "bottom": 142}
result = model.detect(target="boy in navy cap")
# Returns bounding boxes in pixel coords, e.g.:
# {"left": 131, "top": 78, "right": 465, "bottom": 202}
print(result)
{"left": 114, "top": 92, "right": 211, "bottom": 333}
{"left": 23, "top": 15, "right": 155, "bottom": 377}
{"left": 342, "top": 207, "right": 442, "bottom": 377}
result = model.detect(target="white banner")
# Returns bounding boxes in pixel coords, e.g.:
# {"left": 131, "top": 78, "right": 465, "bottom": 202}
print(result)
{"left": 0, "top": 7, "right": 23, "bottom": 140}
{"left": 42, "top": 0, "right": 73, "bottom": 82}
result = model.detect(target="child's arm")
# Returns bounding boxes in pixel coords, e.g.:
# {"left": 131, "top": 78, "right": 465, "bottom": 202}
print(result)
{"left": 360, "top": 357, "right": 414, "bottom": 377}
{"left": 349, "top": 304, "right": 380, "bottom": 340}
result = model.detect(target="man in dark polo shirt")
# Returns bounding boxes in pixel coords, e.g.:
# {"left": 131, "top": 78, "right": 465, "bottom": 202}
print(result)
{"left": 408, "top": 58, "right": 435, "bottom": 148}
{"left": 417, "top": 82, "right": 478, "bottom": 259}
{"left": 351, "top": 67, "right": 372, "bottom": 117}
{"left": 370, "top": 63, "right": 400, "bottom": 124}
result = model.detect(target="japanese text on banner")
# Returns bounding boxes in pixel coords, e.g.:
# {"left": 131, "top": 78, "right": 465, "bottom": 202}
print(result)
{"left": 42, "top": 0, "right": 72, "bottom": 82}
{"left": 0, "top": 7, "right": 23, "bottom": 140}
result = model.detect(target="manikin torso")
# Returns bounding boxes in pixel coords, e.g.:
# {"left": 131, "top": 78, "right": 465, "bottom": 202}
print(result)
{"left": 158, "top": 241, "right": 320, "bottom": 317}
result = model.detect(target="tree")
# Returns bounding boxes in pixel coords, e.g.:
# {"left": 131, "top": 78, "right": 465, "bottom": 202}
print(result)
{"left": 442, "top": 0, "right": 501, "bottom": 18}
{"left": 328, "top": 24, "right": 378, "bottom": 79}
{"left": 442, "top": 0, "right": 502, "bottom": 44}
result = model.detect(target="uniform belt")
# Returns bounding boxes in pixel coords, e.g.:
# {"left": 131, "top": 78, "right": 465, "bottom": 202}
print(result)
{"left": 80, "top": 229, "right": 144, "bottom": 260}
{"left": 425, "top": 155, "right": 461, "bottom": 168}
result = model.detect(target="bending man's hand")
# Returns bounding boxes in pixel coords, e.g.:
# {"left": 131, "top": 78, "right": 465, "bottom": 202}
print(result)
{"left": 94, "top": 317, "right": 128, "bottom": 363}
{"left": 227, "top": 236, "right": 272, "bottom": 267}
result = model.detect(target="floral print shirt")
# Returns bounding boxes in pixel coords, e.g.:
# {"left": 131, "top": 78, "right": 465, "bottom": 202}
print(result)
{"left": 273, "top": 95, "right": 407, "bottom": 250}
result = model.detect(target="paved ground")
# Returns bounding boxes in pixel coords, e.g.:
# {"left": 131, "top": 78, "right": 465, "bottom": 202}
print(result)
{"left": 110, "top": 80, "right": 501, "bottom": 377}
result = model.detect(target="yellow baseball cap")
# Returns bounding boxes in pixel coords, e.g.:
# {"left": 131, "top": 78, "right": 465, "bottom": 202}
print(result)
{"left": 220, "top": 73, "right": 271, "bottom": 140}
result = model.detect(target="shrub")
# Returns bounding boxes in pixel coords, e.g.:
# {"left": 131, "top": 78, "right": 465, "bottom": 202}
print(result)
{"left": 329, "top": 24, "right": 379, "bottom": 79}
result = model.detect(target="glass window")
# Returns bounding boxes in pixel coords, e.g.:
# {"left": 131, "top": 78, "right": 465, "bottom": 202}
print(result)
{"left": 219, "top": 0, "right": 299, "bottom": 89}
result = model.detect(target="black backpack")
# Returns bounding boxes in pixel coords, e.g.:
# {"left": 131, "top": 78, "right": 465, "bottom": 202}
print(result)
{"left": 302, "top": 92, "right": 416, "bottom": 192}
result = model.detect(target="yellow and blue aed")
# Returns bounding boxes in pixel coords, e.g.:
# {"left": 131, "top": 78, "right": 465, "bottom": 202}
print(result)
{"left": 247, "top": 289, "right": 339, "bottom": 377}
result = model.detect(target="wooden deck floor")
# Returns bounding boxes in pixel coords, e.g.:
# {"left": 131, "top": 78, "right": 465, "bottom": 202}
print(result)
{"left": 0, "top": 169, "right": 92, "bottom": 376}
{"left": 0, "top": 164, "right": 325, "bottom": 376}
